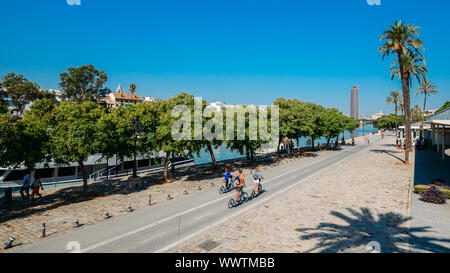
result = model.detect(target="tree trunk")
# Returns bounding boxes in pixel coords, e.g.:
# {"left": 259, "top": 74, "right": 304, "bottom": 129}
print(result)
{"left": 163, "top": 153, "right": 170, "bottom": 183}
{"left": 106, "top": 155, "right": 109, "bottom": 179}
{"left": 207, "top": 143, "right": 217, "bottom": 166}
{"left": 326, "top": 138, "right": 330, "bottom": 149}
{"left": 276, "top": 139, "right": 281, "bottom": 157}
{"left": 78, "top": 161, "right": 88, "bottom": 194}
{"left": 250, "top": 149, "right": 255, "bottom": 162}
{"left": 399, "top": 65, "right": 412, "bottom": 163}
{"left": 420, "top": 96, "right": 427, "bottom": 139}
{"left": 297, "top": 137, "right": 300, "bottom": 152}
{"left": 395, "top": 102, "right": 398, "bottom": 140}
{"left": 311, "top": 138, "right": 315, "bottom": 150}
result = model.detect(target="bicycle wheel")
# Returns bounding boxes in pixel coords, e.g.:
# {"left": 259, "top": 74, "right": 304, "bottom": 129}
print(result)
{"left": 228, "top": 199, "right": 234, "bottom": 209}
{"left": 219, "top": 186, "right": 225, "bottom": 194}
{"left": 242, "top": 192, "right": 249, "bottom": 202}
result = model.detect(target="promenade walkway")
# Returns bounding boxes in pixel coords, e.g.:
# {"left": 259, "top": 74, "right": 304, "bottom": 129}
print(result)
{"left": 409, "top": 149, "right": 450, "bottom": 253}
{"left": 170, "top": 135, "right": 418, "bottom": 253}
{"left": 4, "top": 136, "right": 375, "bottom": 252}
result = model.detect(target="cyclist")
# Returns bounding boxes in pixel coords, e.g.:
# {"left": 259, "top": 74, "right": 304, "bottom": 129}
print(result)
{"left": 253, "top": 168, "right": 264, "bottom": 195}
{"left": 234, "top": 170, "right": 246, "bottom": 203}
{"left": 224, "top": 167, "right": 232, "bottom": 189}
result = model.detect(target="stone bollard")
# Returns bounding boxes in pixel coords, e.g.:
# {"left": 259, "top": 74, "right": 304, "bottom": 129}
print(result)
{"left": 2, "top": 237, "right": 15, "bottom": 250}
{"left": 73, "top": 220, "right": 81, "bottom": 228}
{"left": 211, "top": 182, "right": 215, "bottom": 187}
{"left": 167, "top": 194, "right": 172, "bottom": 200}
{"left": 198, "top": 186, "right": 202, "bottom": 191}
{"left": 41, "top": 223, "right": 46, "bottom": 238}
{"left": 184, "top": 190, "right": 188, "bottom": 195}
{"left": 104, "top": 211, "right": 111, "bottom": 219}
{"left": 148, "top": 195, "right": 152, "bottom": 206}
{"left": 127, "top": 206, "right": 133, "bottom": 212}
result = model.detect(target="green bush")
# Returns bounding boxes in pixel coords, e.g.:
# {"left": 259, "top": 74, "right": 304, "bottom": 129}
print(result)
{"left": 414, "top": 185, "right": 450, "bottom": 199}
{"left": 414, "top": 185, "right": 429, "bottom": 194}
{"left": 441, "top": 189, "right": 450, "bottom": 199}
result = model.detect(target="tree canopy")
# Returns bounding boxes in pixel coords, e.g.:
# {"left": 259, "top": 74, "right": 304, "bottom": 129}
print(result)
{"left": 59, "top": 64, "right": 110, "bottom": 104}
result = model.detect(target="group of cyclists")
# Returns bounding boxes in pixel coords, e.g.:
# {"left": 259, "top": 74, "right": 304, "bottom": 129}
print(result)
{"left": 223, "top": 166, "right": 264, "bottom": 206}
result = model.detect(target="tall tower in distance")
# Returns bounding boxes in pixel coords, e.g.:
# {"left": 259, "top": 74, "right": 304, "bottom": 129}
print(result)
{"left": 350, "top": 86, "right": 359, "bottom": 120}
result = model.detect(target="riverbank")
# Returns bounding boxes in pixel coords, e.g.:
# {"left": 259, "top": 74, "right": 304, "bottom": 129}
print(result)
{"left": 0, "top": 134, "right": 374, "bottom": 250}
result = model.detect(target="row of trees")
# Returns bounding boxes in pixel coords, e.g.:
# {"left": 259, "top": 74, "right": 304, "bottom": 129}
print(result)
{"left": 385, "top": 80, "right": 439, "bottom": 140}
{"left": 1, "top": 65, "right": 358, "bottom": 195}
{"left": 0, "top": 65, "right": 113, "bottom": 116}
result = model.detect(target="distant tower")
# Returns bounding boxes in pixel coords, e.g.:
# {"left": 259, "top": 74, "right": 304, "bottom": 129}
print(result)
{"left": 350, "top": 86, "right": 359, "bottom": 120}
{"left": 116, "top": 84, "right": 123, "bottom": 93}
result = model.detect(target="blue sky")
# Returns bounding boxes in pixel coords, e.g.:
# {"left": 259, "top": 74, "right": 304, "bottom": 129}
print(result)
{"left": 0, "top": 0, "right": 449, "bottom": 116}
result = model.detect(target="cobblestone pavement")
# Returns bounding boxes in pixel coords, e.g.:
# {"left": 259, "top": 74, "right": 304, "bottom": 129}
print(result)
{"left": 170, "top": 135, "right": 414, "bottom": 253}
{"left": 0, "top": 135, "right": 372, "bottom": 250}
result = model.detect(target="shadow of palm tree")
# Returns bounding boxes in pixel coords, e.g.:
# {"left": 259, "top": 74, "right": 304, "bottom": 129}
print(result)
{"left": 370, "top": 149, "right": 405, "bottom": 163}
{"left": 296, "top": 208, "right": 450, "bottom": 253}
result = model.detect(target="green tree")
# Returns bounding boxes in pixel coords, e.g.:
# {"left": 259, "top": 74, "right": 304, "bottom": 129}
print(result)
{"left": 321, "top": 108, "right": 345, "bottom": 148}
{"left": 155, "top": 93, "right": 200, "bottom": 182}
{"left": 199, "top": 99, "right": 224, "bottom": 166}
{"left": 0, "top": 113, "right": 49, "bottom": 172}
{"left": 226, "top": 105, "right": 266, "bottom": 162}
{"left": 416, "top": 79, "right": 438, "bottom": 137}
{"left": 1, "top": 73, "right": 40, "bottom": 116}
{"left": 342, "top": 116, "right": 359, "bottom": 144}
{"left": 306, "top": 102, "right": 326, "bottom": 149}
{"left": 96, "top": 106, "right": 133, "bottom": 176}
{"left": 411, "top": 105, "right": 424, "bottom": 123}
{"left": 379, "top": 20, "right": 427, "bottom": 163}
{"left": 274, "top": 98, "right": 314, "bottom": 155}
{"left": 50, "top": 102, "right": 104, "bottom": 194}
{"left": 0, "top": 82, "right": 8, "bottom": 114}
{"left": 59, "top": 65, "right": 110, "bottom": 104}
{"left": 378, "top": 114, "right": 403, "bottom": 129}
{"left": 386, "top": 90, "right": 401, "bottom": 139}
{"left": 435, "top": 101, "right": 450, "bottom": 114}
{"left": 129, "top": 83, "right": 137, "bottom": 95}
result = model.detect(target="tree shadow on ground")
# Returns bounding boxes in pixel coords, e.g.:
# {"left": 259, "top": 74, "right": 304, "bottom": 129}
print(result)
{"left": 370, "top": 149, "right": 405, "bottom": 163}
{"left": 0, "top": 151, "right": 314, "bottom": 224}
{"left": 1, "top": 145, "right": 332, "bottom": 224}
{"left": 295, "top": 207, "right": 450, "bottom": 253}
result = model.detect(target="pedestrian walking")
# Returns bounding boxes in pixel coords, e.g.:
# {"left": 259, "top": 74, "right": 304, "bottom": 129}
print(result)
{"left": 20, "top": 173, "right": 31, "bottom": 202}
{"left": 31, "top": 178, "right": 44, "bottom": 201}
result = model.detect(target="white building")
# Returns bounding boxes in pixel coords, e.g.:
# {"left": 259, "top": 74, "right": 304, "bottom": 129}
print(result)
{"left": 103, "top": 84, "right": 143, "bottom": 108}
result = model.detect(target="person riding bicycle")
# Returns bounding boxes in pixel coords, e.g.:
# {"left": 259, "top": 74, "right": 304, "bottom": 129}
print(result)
{"left": 253, "top": 168, "right": 264, "bottom": 195}
{"left": 224, "top": 167, "right": 232, "bottom": 189}
{"left": 234, "top": 170, "right": 246, "bottom": 203}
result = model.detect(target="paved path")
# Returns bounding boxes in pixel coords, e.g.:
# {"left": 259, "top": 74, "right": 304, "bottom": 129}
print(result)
{"left": 409, "top": 149, "right": 450, "bottom": 253}
{"left": 171, "top": 134, "right": 413, "bottom": 253}
{"left": 7, "top": 137, "right": 380, "bottom": 253}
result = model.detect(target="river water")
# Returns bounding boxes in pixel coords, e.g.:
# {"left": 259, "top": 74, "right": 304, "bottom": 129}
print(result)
{"left": 194, "top": 123, "right": 378, "bottom": 164}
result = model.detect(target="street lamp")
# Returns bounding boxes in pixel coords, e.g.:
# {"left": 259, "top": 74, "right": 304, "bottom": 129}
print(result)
{"left": 131, "top": 117, "right": 143, "bottom": 178}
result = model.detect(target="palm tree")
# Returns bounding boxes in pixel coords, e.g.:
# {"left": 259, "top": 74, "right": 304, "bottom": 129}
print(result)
{"left": 416, "top": 79, "right": 438, "bottom": 138}
{"left": 379, "top": 21, "right": 426, "bottom": 164}
{"left": 386, "top": 90, "right": 401, "bottom": 139}
{"left": 411, "top": 105, "right": 424, "bottom": 123}
{"left": 129, "top": 83, "right": 136, "bottom": 95}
